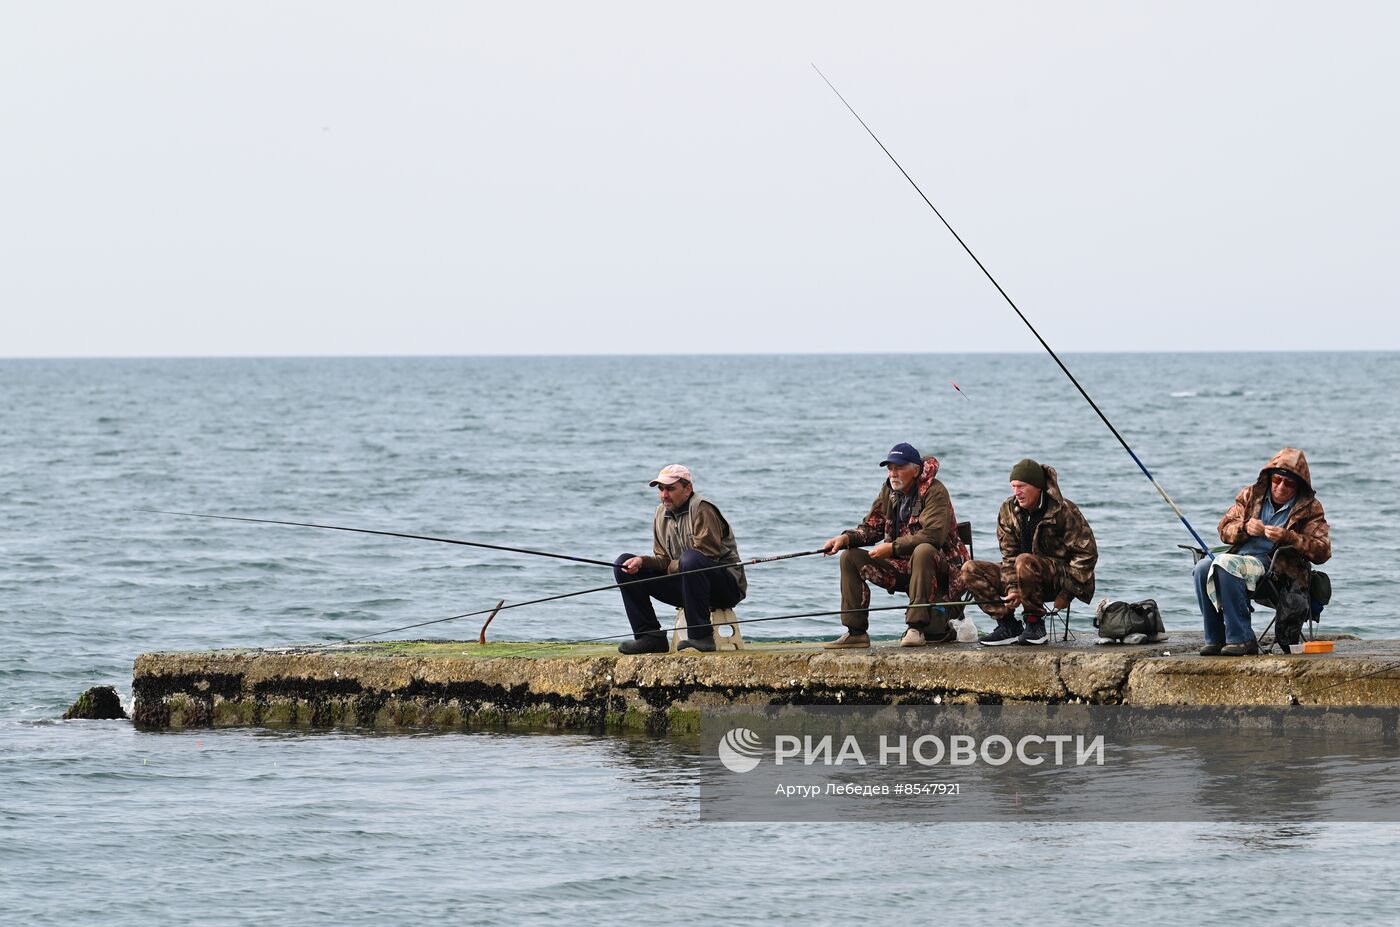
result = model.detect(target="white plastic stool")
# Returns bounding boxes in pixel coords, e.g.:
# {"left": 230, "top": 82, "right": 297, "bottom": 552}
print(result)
{"left": 673, "top": 608, "right": 743, "bottom": 651}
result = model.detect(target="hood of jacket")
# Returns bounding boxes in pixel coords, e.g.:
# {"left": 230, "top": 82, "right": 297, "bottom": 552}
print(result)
{"left": 915, "top": 455, "right": 941, "bottom": 495}
{"left": 1254, "top": 447, "right": 1314, "bottom": 498}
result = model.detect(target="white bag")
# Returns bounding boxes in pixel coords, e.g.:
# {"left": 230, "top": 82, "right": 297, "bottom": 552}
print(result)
{"left": 950, "top": 615, "right": 979, "bottom": 642}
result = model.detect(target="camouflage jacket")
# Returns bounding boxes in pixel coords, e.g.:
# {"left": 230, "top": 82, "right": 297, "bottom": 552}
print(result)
{"left": 1219, "top": 447, "right": 1330, "bottom": 589}
{"left": 843, "top": 456, "right": 970, "bottom": 571}
{"left": 994, "top": 464, "right": 1098, "bottom": 603}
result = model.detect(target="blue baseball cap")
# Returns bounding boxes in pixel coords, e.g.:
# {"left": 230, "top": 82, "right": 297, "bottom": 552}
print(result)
{"left": 880, "top": 443, "right": 922, "bottom": 468}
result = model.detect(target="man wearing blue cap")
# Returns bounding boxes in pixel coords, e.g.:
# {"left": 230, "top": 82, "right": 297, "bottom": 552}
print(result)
{"left": 820, "top": 442, "right": 970, "bottom": 649}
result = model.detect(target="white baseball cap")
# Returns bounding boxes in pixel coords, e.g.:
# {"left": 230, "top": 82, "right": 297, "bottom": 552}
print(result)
{"left": 649, "top": 464, "right": 692, "bottom": 487}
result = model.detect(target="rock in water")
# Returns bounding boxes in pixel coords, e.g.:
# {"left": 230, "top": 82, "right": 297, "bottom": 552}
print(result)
{"left": 63, "top": 686, "right": 128, "bottom": 720}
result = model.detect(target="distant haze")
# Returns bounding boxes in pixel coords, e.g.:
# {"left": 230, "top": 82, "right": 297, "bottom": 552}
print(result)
{"left": 3, "top": 1, "right": 1396, "bottom": 357}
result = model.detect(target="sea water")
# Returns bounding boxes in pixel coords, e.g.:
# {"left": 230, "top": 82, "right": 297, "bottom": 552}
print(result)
{"left": 2, "top": 354, "right": 1397, "bottom": 924}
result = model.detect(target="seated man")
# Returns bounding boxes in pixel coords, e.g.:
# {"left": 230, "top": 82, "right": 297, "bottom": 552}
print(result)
{"left": 820, "top": 442, "right": 970, "bottom": 649}
{"left": 961, "top": 458, "right": 1098, "bottom": 646}
{"left": 1194, "top": 447, "right": 1331, "bottom": 656}
{"left": 614, "top": 464, "right": 747, "bottom": 655}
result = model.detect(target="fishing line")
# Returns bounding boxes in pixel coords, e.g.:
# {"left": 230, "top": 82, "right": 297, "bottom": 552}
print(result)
{"left": 467, "top": 598, "right": 1003, "bottom": 656}
{"left": 145, "top": 509, "right": 616, "bottom": 566}
{"left": 1295, "top": 658, "right": 1400, "bottom": 699}
{"left": 341, "top": 549, "right": 826, "bottom": 642}
{"left": 813, "top": 65, "right": 1215, "bottom": 557}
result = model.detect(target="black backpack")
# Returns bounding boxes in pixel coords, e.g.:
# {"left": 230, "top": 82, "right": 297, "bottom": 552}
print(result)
{"left": 1094, "top": 598, "right": 1168, "bottom": 643}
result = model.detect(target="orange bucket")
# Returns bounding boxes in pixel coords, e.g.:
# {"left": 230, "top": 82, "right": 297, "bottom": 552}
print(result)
{"left": 1301, "top": 640, "right": 1335, "bottom": 654}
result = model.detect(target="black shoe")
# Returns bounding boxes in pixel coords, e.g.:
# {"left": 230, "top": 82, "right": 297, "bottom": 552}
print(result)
{"left": 677, "top": 636, "right": 716, "bottom": 653}
{"left": 1221, "top": 639, "right": 1260, "bottom": 656}
{"left": 979, "top": 618, "right": 1024, "bottom": 647}
{"left": 927, "top": 625, "right": 959, "bottom": 644}
{"left": 1016, "top": 620, "right": 1049, "bottom": 646}
{"left": 618, "top": 633, "right": 668, "bottom": 655}
{"left": 1199, "top": 643, "right": 1224, "bottom": 656}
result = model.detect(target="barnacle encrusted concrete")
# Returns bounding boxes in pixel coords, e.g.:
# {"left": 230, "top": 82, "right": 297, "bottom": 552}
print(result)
{"left": 129, "top": 633, "right": 1400, "bottom": 732}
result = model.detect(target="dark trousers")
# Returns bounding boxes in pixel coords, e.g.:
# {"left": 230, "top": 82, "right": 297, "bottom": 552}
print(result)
{"left": 613, "top": 549, "right": 743, "bottom": 641}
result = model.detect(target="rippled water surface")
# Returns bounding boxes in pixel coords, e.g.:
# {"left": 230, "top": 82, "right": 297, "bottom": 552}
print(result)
{"left": 2, "top": 354, "right": 1397, "bottom": 923}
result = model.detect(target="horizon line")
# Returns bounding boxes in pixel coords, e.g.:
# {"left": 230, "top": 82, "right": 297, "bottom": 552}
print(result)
{"left": 1, "top": 348, "right": 1394, "bottom": 361}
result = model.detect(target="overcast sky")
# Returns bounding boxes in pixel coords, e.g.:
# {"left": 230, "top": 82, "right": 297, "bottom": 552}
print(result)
{"left": 3, "top": 1, "right": 1396, "bottom": 357}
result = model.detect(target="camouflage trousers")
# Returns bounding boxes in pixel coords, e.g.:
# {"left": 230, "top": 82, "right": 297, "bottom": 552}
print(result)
{"left": 960, "top": 554, "right": 1068, "bottom": 621}
{"left": 839, "top": 544, "right": 967, "bottom": 636}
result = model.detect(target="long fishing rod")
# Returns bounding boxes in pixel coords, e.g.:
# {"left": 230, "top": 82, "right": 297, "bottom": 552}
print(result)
{"left": 145, "top": 509, "right": 615, "bottom": 567}
{"left": 813, "top": 66, "right": 1215, "bottom": 557}
{"left": 503, "top": 598, "right": 1000, "bottom": 656}
{"left": 341, "top": 549, "right": 826, "bottom": 642}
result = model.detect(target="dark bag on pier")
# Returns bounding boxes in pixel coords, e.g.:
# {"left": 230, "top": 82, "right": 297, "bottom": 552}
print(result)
{"left": 1272, "top": 580, "right": 1311, "bottom": 649}
{"left": 1094, "top": 598, "right": 1168, "bottom": 644}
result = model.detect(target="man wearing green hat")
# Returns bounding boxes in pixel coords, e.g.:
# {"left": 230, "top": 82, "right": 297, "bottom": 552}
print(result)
{"left": 960, "top": 458, "right": 1099, "bottom": 646}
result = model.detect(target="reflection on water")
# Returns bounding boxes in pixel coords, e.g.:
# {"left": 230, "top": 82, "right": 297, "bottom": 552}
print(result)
{"left": 5, "top": 718, "right": 1400, "bottom": 925}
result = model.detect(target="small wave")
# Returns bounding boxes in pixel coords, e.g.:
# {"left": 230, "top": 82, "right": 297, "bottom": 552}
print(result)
{"left": 1170, "top": 387, "right": 1249, "bottom": 399}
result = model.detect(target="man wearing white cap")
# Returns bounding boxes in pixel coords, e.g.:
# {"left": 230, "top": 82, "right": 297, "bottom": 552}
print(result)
{"left": 613, "top": 465, "right": 748, "bottom": 654}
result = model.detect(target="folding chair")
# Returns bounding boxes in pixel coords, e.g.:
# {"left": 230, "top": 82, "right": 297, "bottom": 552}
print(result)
{"left": 1047, "top": 601, "right": 1074, "bottom": 643}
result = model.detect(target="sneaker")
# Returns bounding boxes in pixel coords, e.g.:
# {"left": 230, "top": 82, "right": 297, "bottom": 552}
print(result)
{"left": 978, "top": 618, "right": 1024, "bottom": 647}
{"left": 1016, "top": 620, "right": 1049, "bottom": 646}
{"left": 1199, "top": 643, "right": 1224, "bottom": 656}
{"left": 677, "top": 636, "right": 716, "bottom": 653}
{"left": 618, "top": 633, "right": 668, "bottom": 655}
{"left": 899, "top": 627, "right": 926, "bottom": 648}
{"left": 823, "top": 632, "right": 871, "bottom": 650}
{"left": 1221, "top": 639, "right": 1260, "bottom": 656}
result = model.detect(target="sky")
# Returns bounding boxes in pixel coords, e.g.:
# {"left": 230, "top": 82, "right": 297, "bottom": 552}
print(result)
{"left": 2, "top": 1, "right": 1397, "bottom": 357}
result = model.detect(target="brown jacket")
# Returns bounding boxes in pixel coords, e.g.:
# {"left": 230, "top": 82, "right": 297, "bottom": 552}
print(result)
{"left": 843, "top": 456, "right": 970, "bottom": 568}
{"left": 994, "top": 464, "right": 1098, "bottom": 603}
{"left": 1219, "top": 447, "right": 1331, "bottom": 588}
{"left": 640, "top": 492, "right": 747, "bottom": 598}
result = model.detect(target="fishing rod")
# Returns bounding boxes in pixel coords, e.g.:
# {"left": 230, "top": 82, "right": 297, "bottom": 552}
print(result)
{"left": 145, "top": 509, "right": 615, "bottom": 567}
{"left": 502, "top": 598, "right": 1001, "bottom": 656}
{"left": 813, "top": 66, "right": 1216, "bottom": 558}
{"left": 341, "top": 549, "right": 826, "bottom": 642}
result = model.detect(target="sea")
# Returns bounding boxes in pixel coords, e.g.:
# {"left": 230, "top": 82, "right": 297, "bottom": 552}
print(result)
{"left": 3, "top": 353, "right": 1398, "bottom": 924}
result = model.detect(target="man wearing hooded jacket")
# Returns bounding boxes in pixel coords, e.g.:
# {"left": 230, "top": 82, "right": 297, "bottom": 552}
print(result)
{"left": 1194, "top": 447, "right": 1331, "bottom": 656}
{"left": 961, "top": 458, "right": 1099, "bottom": 646}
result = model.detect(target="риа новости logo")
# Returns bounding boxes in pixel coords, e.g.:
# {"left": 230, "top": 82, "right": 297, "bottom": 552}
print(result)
{"left": 717, "top": 727, "right": 763, "bottom": 773}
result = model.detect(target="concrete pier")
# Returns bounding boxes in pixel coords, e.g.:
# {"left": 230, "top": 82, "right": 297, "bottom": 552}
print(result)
{"left": 129, "top": 632, "right": 1400, "bottom": 732}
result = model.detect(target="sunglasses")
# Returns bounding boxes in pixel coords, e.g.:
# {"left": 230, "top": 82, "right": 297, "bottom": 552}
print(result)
{"left": 656, "top": 482, "right": 688, "bottom": 492}
{"left": 1270, "top": 474, "right": 1297, "bottom": 487}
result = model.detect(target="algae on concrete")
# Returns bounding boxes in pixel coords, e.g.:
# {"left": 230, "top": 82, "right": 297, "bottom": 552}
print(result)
{"left": 129, "top": 634, "right": 1400, "bottom": 734}
{"left": 63, "top": 685, "right": 128, "bottom": 721}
